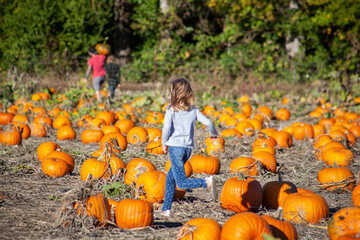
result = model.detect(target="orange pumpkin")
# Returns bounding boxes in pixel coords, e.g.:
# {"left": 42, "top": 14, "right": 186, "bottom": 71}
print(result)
{"left": 328, "top": 207, "right": 360, "bottom": 240}
{"left": 80, "top": 158, "right": 110, "bottom": 181}
{"left": 135, "top": 170, "right": 166, "bottom": 203}
{"left": 252, "top": 151, "right": 277, "bottom": 173}
{"left": 80, "top": 129, "right": 104, "bottom": 143}
{"left": 98, "top": 132, "right": 127, "bottom": 152}
{"left": 29, "top": 122, "right": 47, "bottom": 137}
{"left": 229, "top": 156, "right": 258, "bottom": 176}
{"left": 275, "top": 108, "right": 291, "bottom": 121}
{"left": 262, "top": 178, "right": 297, "bottom": 210}
{"left": 292, "top": 123, "right": 314, "bottom": 140}
{"left": 124, "top": 158, "right": 156, "bottom": 185}
{"left": 189, "top": 154, "right": 220, "bottom": 175}
{"left": 317, "top": 167, "right": 355, "bottom": 191}
{"left": 146, "top": 139, "right": 165, "bottom": 154}
{"left": 282, "top": 192, "right": 329, "bottom": 224}
{"left": 114, "top": 119, "right": 135, "bottom": 134}
{"left": 220, "top": 128, "right": 242, "bottom": 138}
{"left": 41, "top": 158, "right": 71, "bottom": 178}
{"left": 12, "top": 122, "right": 31, "bottom": 139}
{"left": 33, "top": 115, "right": 52, "bottom": 127}
{"left": 114, "top": 199, "right": 154, "bottom": 229}
{"left": 37, "top": 142, "right": 61, "bottom": 161}
{"left": 145, "top": 127, "right": 162, "bottom": 142}
{"left": 271, "top": 131, "right": 292, "bottom": 149}
{"left": 52, "top": 116, "right": 72, "bottom": 129}
{"left": 57, "top": 125, "right": 76, "bottom": 141}
{"left": 235, "top": 120, "right": 255, "bottom": 137}
{"left": 46, "top": 151, "right": 75, "bottom": 173}
{"left": 12, "top": 114, "right": 29, "bottom": 124}
{"left": 0, "top": 112, "right": 14, "bottom": 125}
{"left": 176, "top": 218, "right": 221, "bottom": 240}
{"left": 76, "top": 193, "right": 111, "bottom": 226}
{"left": 352, "top": 184, "right": 360, "bottom": 207}
{"left": 220, "top": 212, "right": 272, "bottom": 240}
{"left": 0, "top": 128, "right": 22, "bottom": 145}
{"left": 220, "top": 173, "right": 262, "bottom": 213}
{"left": 322, "top": 147, "right": 354, "bottom": 167}
{"left": 262, "top": 213, "right": 298, "bottom": 240}
{"left": 126, "top": 126, "right": 148, "bottom": 144}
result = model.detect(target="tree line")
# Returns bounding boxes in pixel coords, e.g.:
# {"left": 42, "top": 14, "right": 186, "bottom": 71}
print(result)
{"left": 0, "top": 0, "right": 359, "bottom": 93}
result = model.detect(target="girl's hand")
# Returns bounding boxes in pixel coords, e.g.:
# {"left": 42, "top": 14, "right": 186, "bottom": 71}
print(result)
{"left": 162, "top": 145, "right": 168, "bottom": 154}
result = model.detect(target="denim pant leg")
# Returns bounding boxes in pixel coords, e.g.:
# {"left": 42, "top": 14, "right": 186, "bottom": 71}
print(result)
{"left": 108, "top": 85, "right": 116, "bottom": 98}
{"left": 162, "top": 146, "right": 207, "bottom": 211}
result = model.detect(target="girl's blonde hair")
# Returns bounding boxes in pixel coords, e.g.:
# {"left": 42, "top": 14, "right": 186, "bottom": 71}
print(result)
{"left": 169, "top": 78, "right": 195, "bottom": 111}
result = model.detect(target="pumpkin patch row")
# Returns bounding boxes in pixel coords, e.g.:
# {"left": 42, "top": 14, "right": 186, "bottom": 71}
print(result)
{"left": 2, "top": 90, "right": 360, "bottom": 239}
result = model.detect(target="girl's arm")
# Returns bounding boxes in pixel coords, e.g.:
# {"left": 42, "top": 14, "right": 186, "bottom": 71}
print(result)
{"left": 196, "top": 108, "right": 218, "bottom": 137}
{"left": 161, "top": 108, "right": 173, "bottom": 148}
{"left": 85, "top": 66, "right": 92, "bottom": 81}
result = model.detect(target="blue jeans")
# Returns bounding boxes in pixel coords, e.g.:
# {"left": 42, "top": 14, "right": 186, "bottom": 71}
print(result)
{"left": 162, "top": 146, "right": 207, "bottom": 211}
{"left": 109, "top": 85, "right": 116, "bottom": 98}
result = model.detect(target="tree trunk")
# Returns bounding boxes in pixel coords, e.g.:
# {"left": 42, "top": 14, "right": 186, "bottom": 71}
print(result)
{"left": 285, "top": 0, "right": 300, "bottom": 58}
{"left": 112, "top": 0, "right": 132, "bottom": 65}
{"left": 160, "top": 0, "right": 169, "bottom": 14}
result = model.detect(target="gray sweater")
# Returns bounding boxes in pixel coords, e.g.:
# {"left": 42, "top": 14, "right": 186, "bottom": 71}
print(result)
{"left": 161, "top": 106, "right": 218, "bottom": 149}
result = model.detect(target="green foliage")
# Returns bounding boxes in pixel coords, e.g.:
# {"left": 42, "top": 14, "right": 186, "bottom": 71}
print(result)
{"left": 0, "top": 0, "right": 359, "bottom": 93}
{"left": 101, "top": 182, "right": 132, "bottom": 198}
{"left": 0, "top": 0, "right": 114, "bottom": 73}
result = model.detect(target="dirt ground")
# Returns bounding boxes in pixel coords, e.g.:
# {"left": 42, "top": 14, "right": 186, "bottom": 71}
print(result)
{"left": 0, "top": 88, "right": 358, "bottom": 240}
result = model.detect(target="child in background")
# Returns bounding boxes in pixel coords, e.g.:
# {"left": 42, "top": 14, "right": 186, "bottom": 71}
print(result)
{"left": 85, "top": 46, "right": 106, "bottom": 102}
{"left": 104, "top": 55, "right": 120, "bottom": 99}
{"left": 161, "top": 78, "right": 219, "bottom": 217}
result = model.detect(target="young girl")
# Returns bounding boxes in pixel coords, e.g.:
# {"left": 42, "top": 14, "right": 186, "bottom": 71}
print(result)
{"left": 85, "top": 46, "right": 106, "bottom": 102}
{"left": 161, "top": 78, "right": 219, "bottom": 217}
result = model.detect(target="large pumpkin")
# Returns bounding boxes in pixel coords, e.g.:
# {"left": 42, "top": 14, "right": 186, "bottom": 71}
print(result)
{"left": 57, "top": 125, "right": 76, "bottom": 141}
{"left": 41, "top": 158, "right": 71, "bottom": 178}
{"left": 91, "top": 149, "right": 125, "bottom": 175}
{"left": 220, "top": 212, "right": 272, "bottom": 240}
{"left": 328, "top": 207, "right": 360, "bottom": 240}
{"left": 146, "top": 139, "right": 165, "bottom": 154}
{"left": 98, "top": 132, "right": 127, "bottom": 152}
{"left": 80, "top": 129, "right": 104, "bottom": 143}
{"left": 229, "top": 156, "right": 258, "bottom": 176}
{"left": 114, "top": 119, "right": 135, "bottom": 134}
{"left": 46, "top": 151, "right": 75, "bottom": 173}
{"left": 252, "top": 151, "right": 277, "bottom": 173}
{"left": 282, "top": 192, "right": 329, "bottom": 224}
{"left": 262, "top": 179, "right": 297, "bottom": 210}
{"left": 353, "top": 184, "right": 360, "bottom": 207}
{"left": 12, "top": 121, "right": 31, "bottom": 139}
{"left": 176, "top": 218, "right": 221, "bottom": 240}
{"left": 77, "top": 193, "right": 111, "bottom": 227}
{"left": 189, "top": 154, "right": 220, "bottom": 175}
{"left": 124, "top": 158, "right": 156, "bottom": 185}
{"left": 37, "top": 142, "right": 61, "bottom": 161}
{"left": 29, "top": 122, "right": 47, "bottom": 137}
{"left": 317, "top": 167, "right": 355, "bottom": 191}
{"left": 0, "top": 128, "right": 22, "bottom": 146}
{"left": 80, "top": 158, "right": 110, "bottom": 181}
{"left": 114, "top": 199, "right": 153, "bottom": 229}
{"left": 262, "top": 213, "right": 298, "bottom": 240}
{"left": 220, "top": 173, "right": 262, "bottom": 213}
{"left": 126, "top": 126, "right": 148, "bottom": 144}
{"left": 135, "top": 170, "right": 166, "bottom": 203}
